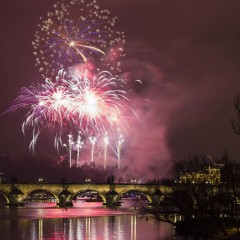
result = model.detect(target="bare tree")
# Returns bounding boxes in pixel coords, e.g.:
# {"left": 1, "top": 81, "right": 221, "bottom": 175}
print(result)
{"left": 231, "top": 95, "right": 240, "bottom": 135}
{"left": 221, "top": 153, "right": 240, "bottom": 232}
{"left": 141, "top": 155, "right": 231, "bottom": 237}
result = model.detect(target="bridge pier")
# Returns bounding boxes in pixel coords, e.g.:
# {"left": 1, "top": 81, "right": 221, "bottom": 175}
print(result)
{"left": 0, "top": 183, "right": 170, "bottom": 208}
{"left": 8, "top": 187, "right": 25, "bottom": 207}
{"left": 58, "top": 190, "right": 73, "bottom": 207}
{"left": 104, "top": 190, "right": 120, "bottom": 206}
{"left": 150, "top": 189, "right": 164, "bottom": 205}
{"left": 103, "top": 184, "right": 121, "bottom": 206}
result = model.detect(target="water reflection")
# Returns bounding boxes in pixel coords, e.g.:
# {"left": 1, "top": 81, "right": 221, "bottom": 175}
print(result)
{"left": 39, "top": 219, "right": 42, "bottom": 240}
{"left": 0, "top": 214, "right": 175, "bottom": 240}
{"left": 0, "top": 201, "right": 211, "bottom": 240}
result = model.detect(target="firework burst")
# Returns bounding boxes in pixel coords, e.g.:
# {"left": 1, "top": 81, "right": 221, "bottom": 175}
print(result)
{"left": 68, "top": 70, "right": 131, "bottom": 134}
{"left": 33, "top": 0, "right": 125, "bottom": 79}
{"left": 8, "top": 70, "right": 134, "bottom": 151}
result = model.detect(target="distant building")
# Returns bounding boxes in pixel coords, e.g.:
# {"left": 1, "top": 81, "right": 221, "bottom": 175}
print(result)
{"left": 179, "top": 164, "right": 224, "bottom": 185}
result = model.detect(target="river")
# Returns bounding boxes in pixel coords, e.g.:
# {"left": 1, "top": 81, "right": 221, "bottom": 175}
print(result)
{"left": 0, "top": 200, "right": 209, "bottom": 240}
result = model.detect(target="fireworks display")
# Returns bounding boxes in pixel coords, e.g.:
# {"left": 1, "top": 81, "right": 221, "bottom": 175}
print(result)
{"left": 5, "top": 0, "right": 139, "bottom": 169}
{"left": 33, "top": 0, "right": 125, "bottom": 79}
{"left": 8, "top": 70, "right": 133, "bottom": 153}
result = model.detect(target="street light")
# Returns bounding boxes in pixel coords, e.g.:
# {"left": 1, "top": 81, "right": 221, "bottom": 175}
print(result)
{"left": 38, "top": 178, "right": 43, "bottom": 183}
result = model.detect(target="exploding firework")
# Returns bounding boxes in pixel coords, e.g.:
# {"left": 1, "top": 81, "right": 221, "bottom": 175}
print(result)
{"left": 68, "top": 70, "right": 133, "bottom": 134}
{"left": 8, "top": 70, "right": 73, "bottom": 151}
{"left": 33, "top": 0, "right": 125, "bottom": 79}
{"left": 8, "top": 70, "right": 135, "bottom": 151}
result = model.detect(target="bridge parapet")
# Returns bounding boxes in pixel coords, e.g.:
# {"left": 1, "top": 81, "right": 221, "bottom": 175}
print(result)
{"left": 0, "top": 183, "right": 167, "bottom": 207}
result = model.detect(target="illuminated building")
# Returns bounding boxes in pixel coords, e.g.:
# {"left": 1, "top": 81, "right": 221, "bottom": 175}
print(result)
{"left": 179, "top": 164, "right": 224, "bottom": 185}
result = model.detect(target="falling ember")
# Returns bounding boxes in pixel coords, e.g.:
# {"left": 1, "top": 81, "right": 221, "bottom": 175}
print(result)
{"left": 117, "top": 130, "right": 124, "bottom": 169}
{"left": 76, "top": 132, "right": 84, "bottom": 167}
{"left": 33, "top": 0, "right": 125, "bottom": 79}
{"left": 68, "top": 133, "right": 73, "bottom": 168}
{"left": 63, "top": 133, "right": 74, "bottom": 168}
{"left": 103, "top": 132, "right": 109, "bottom": 169}
{"left": 89, "top": 136, "right": 96, "bottom": 162}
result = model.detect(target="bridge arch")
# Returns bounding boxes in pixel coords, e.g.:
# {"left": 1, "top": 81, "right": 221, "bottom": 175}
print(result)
{"left": 116, "top": 190, "right": 153, "bottom": 204}
{"left": 71, "top": 189, "right": 106, "bottom": 204}
{"left": 25, "top": 189, "right": 59, "bottom": 203}
{"left": 0, "top": 191, "right": 9, "bottom": 204}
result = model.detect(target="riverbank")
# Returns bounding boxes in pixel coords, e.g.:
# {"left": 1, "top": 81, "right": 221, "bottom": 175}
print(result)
{"left": 215, "top": 227, "right": 240, "bottom": 239}
{"left": 175, "top": 218, "right": 240, "bottom": 239}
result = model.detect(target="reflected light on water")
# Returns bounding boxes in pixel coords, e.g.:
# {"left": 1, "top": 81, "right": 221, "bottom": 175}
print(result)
{"left": 104, "top": 217, "right": 109, "bottom": 240}
{"left": 131, "top": 215, "right": 137, "bottom": 240}
{"left": 0, "top": 215, "right": 175, "bottom": 240}
{"left": 0, "top": 201, "right": 175, "bottom": 240}
{"left": 38, "top": 219, "right": 42, "bottom": 240}
{"left": 76, "top": 218, "right": 83, "bottom": 240}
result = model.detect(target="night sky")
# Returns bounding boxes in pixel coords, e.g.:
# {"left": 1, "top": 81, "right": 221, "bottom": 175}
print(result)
{"left": 1, "top": 0, "right": 240, "bottom": 177}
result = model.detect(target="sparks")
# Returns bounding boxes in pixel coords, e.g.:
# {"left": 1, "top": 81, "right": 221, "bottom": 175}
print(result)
{"left": 8, "top": 70, "right": 135, "bottom": 151}
{"left": 33, "top": 0, "right": 125, "bottom": 78}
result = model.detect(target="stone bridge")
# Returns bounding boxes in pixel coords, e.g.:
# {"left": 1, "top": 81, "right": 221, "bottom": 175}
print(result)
{"left": 0, "top": 183, "right": 172, "bottom": 207}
